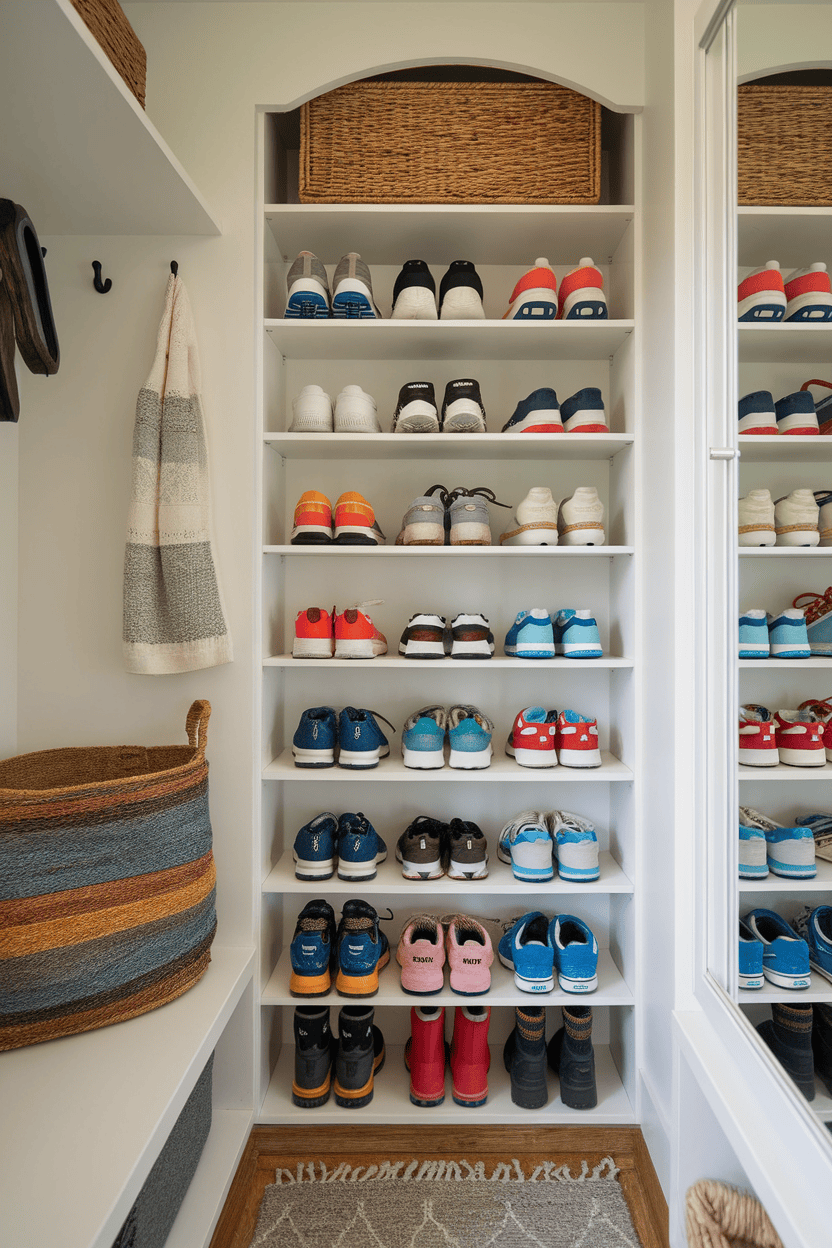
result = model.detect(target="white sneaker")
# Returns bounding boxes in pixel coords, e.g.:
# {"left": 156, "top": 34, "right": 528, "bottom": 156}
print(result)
{"left": 738, "top": 489, "right": 775, "bottom": 547}
{"left": 499, "top": 487, "right": 559, "bottom": 546}
{"left": 333, "top": 385, "right": 381, "bottom": 433}
{"left": 774, "top": 489, "right": 819, "bottom": 547}
{"left": 557, "top": 487, "right": 605, "bottom": 546}
{"left": 289, "top": 385, "right": 333, "bottom": 433}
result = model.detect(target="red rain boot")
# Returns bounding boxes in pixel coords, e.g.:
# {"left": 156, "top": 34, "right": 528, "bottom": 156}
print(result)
{"left": 405, "top": 1006, "right": 447, "bottom": 1106}
{"left": 450, "top": 1005, "right": 491, "bottom": 1107}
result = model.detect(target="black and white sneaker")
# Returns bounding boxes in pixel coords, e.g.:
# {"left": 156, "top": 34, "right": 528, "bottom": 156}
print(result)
{"left": 439, "top": 260, "right": 486, "bottom": 320}
{"left": 449, "top": 612, "right": 495, "bottom": 659}
{"left": 441, "top": 379, "right": 487, "bottom": 433}
{"left": 391, "top": 259, "right": 437, "bottom": 320}
{"left": 398, "top": 612, "right": 447, "bottom": 659}
{"left": 391, "top": 381, "right": 440, "bottom": 434}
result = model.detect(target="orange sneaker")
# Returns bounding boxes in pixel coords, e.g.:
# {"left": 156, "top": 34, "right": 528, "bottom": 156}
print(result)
{"left": 334, "top": 600, "right": 387, "bottom": 659}
{"left": 290, "top": 490, "right": 332, "bottom": 544}
{"left": 293, "top": 606, "right": 335, "bottom": 658}
{"left": 503, "top": 258, "right": 558, "bottom": 320}
{"left": 557, "top": 258, "right": 608, "bottom": 320}
{"left": 333, "top": 491, "right": 385, "bottom": 545}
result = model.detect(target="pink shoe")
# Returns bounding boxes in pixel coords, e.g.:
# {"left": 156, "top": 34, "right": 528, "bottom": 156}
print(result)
{"left": 397, "top": 915, "right": 445, "bottom": 995}
{"left": 446, "top": 916, "right": 493, "bottom": 995}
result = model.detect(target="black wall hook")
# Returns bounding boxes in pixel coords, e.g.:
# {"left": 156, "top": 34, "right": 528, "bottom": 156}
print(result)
{"left": 170, "top": 261, "right": 178, "bottom": 277}
{"left": 91, "top": 261, "right": 112, "bottom": 294}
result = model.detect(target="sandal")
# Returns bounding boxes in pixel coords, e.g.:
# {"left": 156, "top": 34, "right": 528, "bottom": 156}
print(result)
{"left": 0, "top": 199, "right": 59, "bottom": 376}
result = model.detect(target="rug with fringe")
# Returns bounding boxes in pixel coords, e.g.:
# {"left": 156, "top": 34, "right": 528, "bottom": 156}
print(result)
{"left": 249, "top": 1156, "right": 641, "bottom": 1247}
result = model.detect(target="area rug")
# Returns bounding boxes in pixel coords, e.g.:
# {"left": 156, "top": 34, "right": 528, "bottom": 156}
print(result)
{"left": 249, "top": 1157, "right": 641, "bottom": 1247}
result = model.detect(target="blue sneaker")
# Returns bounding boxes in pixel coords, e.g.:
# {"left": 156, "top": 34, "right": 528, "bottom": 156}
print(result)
{"left": 501, "top": 387, "right": 563, "bottom": 434}
{"left": 767, "top": 609, "right": 810, "bottom": 658}
{"left": 738, "top": 817, "right": 768, "bottom": 879}
{"left": 792, "top": 905, "right": 832, "bottom": 984}
{"left": 335, "top": 899, "right": 391, "bottom": 998}
{"left": 738, "top": 609, "right": 769, "bottom": 658}
{"left": 737, "top": 389, "right": 777, "bottom": 435}
{"left": 497, "top": 810, "right": 553, "bottom": 882}
{"left": 739, "top": 919, "right": 764, "bottom": 990}
{"left": 553, "top": 609, "right": 603, "bottom": 658}
{"left": 498, "top": 913, "right": 555, "bottom": 993}
{"left": 504, "top": 609, "right": 555, "bottom": 658}
{"left": 740, "top": 805, "right": 816, "bottom": 879}
{"left": 290, "top": 900, "right": 336, "bottom": 997}
{"left": 547, "top": 811, "right": 600, "bottom": 882}
{"left": 560, "top": 387, "right": 608, "bottom": 434}
{"left": 775, "top": 390, "right": 819, "bottom": 435}
{"left": 292, "top": 706, "right": 338, "bottom": 768}
{"left": 338, "top": 708, "right": 393, "bottom": 769}
{"left": 447, "top": 704, "right": 494, "bottom": 770}
{"left": 402, "top": 705, "right": 447, "bottom": 770}
{"left": 293, "top": 812, "right": 338, "bottom": 880}
{"left": 337, "top": 812, "right": 388, "bottom": 882}
{"left": 743, "top": 908, "right": 812, "bottom": 990}
{"left": 550, "top": 915, "right": 598, "bottom": 993}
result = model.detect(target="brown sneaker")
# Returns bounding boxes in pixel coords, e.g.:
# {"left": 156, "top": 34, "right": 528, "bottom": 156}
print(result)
{"left": 447, "top": 819, "right": 489, "bottom": 880}
{"left": 396, "top": 815, "right": 448, "bottom": 880}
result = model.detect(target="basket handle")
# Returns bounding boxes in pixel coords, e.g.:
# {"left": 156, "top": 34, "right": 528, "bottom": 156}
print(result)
{"left": 186, "top": 700, "right": 212, "bottom": 756}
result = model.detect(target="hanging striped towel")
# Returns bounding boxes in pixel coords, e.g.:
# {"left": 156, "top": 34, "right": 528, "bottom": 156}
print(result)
{"left": 123, "top": 274, "right": 232, "bottom": 674}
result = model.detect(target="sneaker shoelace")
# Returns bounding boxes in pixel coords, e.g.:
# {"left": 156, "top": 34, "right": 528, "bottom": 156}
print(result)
{"left": 446, "top": 486, "right": 511, "bottom": 510}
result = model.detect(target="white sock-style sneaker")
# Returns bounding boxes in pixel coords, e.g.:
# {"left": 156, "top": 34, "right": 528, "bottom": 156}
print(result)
{"left": 289, "top": 385, "right": 333, "bottom": 433}
{"left": 333, "top": 385, "right": 381, "bottom": 433}
{"left": 557, "top": 488, "right": 605, "bottom": 546}
{"left": 738, "top": 490, "right": 776, "bottom": 547}
{"left": 499, "top": 487, "right": 559, "bottom": 546}
{"left": 774, "top": 489, "right": 820, "bottom": 547}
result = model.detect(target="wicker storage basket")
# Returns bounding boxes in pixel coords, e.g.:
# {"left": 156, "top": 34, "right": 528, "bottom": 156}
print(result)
{"left": 0, "top": 701, "right": 216, "bottom": 1051}
{"left": 738, "top": 84, "right": 832, "bottom": 205}
{"left": 300, "top": 81, "right": 601, "bottom": 204}
{"left": 70, "top": 0, "right": 147, "bottom": 108}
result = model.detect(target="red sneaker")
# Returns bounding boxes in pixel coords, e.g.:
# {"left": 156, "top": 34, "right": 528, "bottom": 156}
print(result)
{"left": 334, "top": 600, "right": 387, "bottom": 659}
{"left": 555, "top": 710, "right": 602, "bottom": 768}
{"left": 505, "top": 707, "right": 557, "bottom": 768}
{"left": 799, "top": 698, "right": 832, "bottom": 762}
{"left": 738, "top": 704, "right": 778, "bottom": 767}
{"left": 450, "top": 1006, "right": 491, "bottom": 1107}
{"left": 502, "top": 258, "right": 558, "bottom": 320}
{"left": 557, "top": 258, "right": 608, "bottom": 320}
{"left": 405, "top": 1006, "right": 447, "bottom": 1107}
{"left": 774, "top": 710, "right": 826, "bottom": 767}
{"left": 293, "top": 606, "right": 335, "bottom": 658}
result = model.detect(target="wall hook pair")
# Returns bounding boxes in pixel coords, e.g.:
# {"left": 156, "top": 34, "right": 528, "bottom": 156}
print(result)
{"left": 91, "top": 260, "right": 179, "bottom": 294}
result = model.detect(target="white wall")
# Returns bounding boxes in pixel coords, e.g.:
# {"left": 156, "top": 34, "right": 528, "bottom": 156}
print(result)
{"left": 738, "top": 2, "right": 832, "bottom": 81}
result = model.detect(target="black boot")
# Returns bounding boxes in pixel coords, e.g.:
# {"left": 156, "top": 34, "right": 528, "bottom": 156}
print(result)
{"left": 548, "top": 1005, "right": 597, "bottom": 1109}
{"left": 334, "top": 1006, "right": 385, "bottom": 1108}
{"left": 503, "top": 1006, "right": 548, "bottom": 1108}
{"left": 813, "top": 1003, "right": 832, "bottom": 1097}
{"left": 292, "top": 1006, "right": 335, "bottom": 1108}
{"left": 757, "top": 1002, "right": 815, "bottom": 1101}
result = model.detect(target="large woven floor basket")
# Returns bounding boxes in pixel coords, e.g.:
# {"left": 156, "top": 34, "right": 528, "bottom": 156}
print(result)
{"left": 300, "top": 81, "right": 601, "bottom": 204}
{"left": 738, "top": 84, "right": 832, "bottom": 205}
{"left": 0, "top": 701, "right": 216, "bottom": 1051}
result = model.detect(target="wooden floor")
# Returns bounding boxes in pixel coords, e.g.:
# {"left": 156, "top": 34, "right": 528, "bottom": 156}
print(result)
{"left": 210, "top": 1124, "right": 669, "bottom": 1248}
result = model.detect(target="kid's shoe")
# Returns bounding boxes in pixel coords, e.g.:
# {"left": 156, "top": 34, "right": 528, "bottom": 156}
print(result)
{"left": 289, "top": 899, "right": 337, "bottom": 997}
{"left": 738, "top": 489, "right": 775, "bottom": 546}
{"left": 553, "top": 609, "right": 603, "bottom": 658}
{"left": 399, "top": 613, "right": 447, "bottom": 659}
{"left": 767, "top": 609, "right": 810, "bottom": 657}
{"left": 446, "top": 915, "right": 493, "bottom": 995}
{"left": 338, "top": 707, "right": 393, "bottom": 769}
{"left": 331, "top": 252, "right": 380, "bottom": 318}
{"left": 497, "top": 810, "right": 554, "bottom": 882}
{"left": 555, "top": 710, "right": 602, "bottom": 768}
{"left": 738, "top": 805, "right": 816, "bottom": 879}
{"left": 292, "top": 1006, "right": 336, "bottom": 1107}
{"left": 397, "top": 914, "right": 446, "bottom": 995}
{"left": 737, "top": 260, "right": 786, "bottom": 322}
{"left": 334, "top": 385, "right": 381, "bottom": 433}
{"left": 557, "top": 487, "right": 605, "bottom": 546}
{"left": 775, "top": 488, "right": 819, "bottom": 544}
{"left": 334, "top": 601, "right": 387, "bottom": 659}
{"left": 405, "top": 1006, "right": 447, "bottom": 1106}
{"left": 757, "top": 1002, "right": 815, "bottom": 1101}
{"left": 814, "top": 490, "right": 832, "bottom": 545}
{"left": 503, "top": 258, "right": 558, "bottom": 320}
{"left": 796, "top": 812, "right": 832, "bottom": 863}
{"left": 447, "top": 487, "right": 503, "bottom": 545}
{"left": 549, "top": 1006, "right": 597, "bottom": 1109}
{"left": 438, "top": 261, "right": 485, "bottom": 320}
{"left": 391, "top": 260, "right": 437, "bottom": 320}
{"left": 293, "top": 812, "right": 338, "bottom": 880}
{"left": 737, "top": 390, "right": 778, "bottom": 436}
{"left": 441, "top": 379, "right": 487, "bottom": 434}
{"left": 391, "top": 381, "right": 440, "bottom": 433}
{"left": 550, "top": 914, "right": 598, "bottom": 993}
{"left": 290, "top": 490, "right": 333, "bottom": 544}
{"left": 773, "top": 709, "right": 826, "bottom": 767}
{"left": 547, "top": 811, "right": 600, "bottom": 882}
{"left": 449, "top": 612, "right": 494, "bottom": 659}
{"left": 292, "top": 706, "right": 338, "bottom": 768}
{"left": 501, "top": 387, "right": 563, "bottom": 434}
{"left": 396, "top": 814, "right": 448, "bottom": 879}
{"left": 289, "top": 384, "right": 333, "bottom": 432}
{"left": 333, "top": 491, "right": 385, "bottom": 545}
{"left": 775, "top": 391, "right": 819, "bottom": 436}
{"left": 293, "top": 606, "right": 335, "bottom": 658}
{"left": 337, "top": 812, "right": 388, "bottom": 882}
{"left": 498, "top": 912, "right": 555, "bottom": 993}
{"left": 784, "top": 263, "right": 832, "bottom": 322}
{"left": 792, "top": 905, "right": 832, "bottom": 983}
{"left": 506, "top": 707, "right": 558, "bottom": 768}
{"left": 284, "top": 250, "right": 331, "bottom": 319}
{"left": 448, "top": 704, "right": 494, "bottom": 769}
{"left": 450, "top": 1006, "right": 491, "bottom": 1106}
{"left": 334, "top": 1006, "right": 386, "bottom": 1108}
{"left": 738, "top": 609, "right": 769, "bottom": 658}
{"left": 447, "top": 819, "right": 489, "bottom": 880}
{"left": 557, "top": 258, "right": 608, "bottom": 320}
{"left": 504, "top": 609, "right": 555, "bottom": 658}
{"left": 402, "top": 705, "right": 447, "bottom": 770}
{"left": 503, "top": 1006, "right": 548, "bottom": 1109}
{"left": 743, "top": 908, "right": 811, "bottom": 989}
{"left": 499, "top": 487, "right": 559, "bottom": 546}
{"left": 560, "top": 386, "right": 608, "bottom": 433}
{"left": 794, "top": 587, "right": 832, "bottom": 655}
{"left": 739, "top": 815, "right": 768, "bottom": 879}
{"left": 738, "top": 704, "right": 778, "bottom": 767}
{"left": 739, "top": 920, "right": 764, "bottom": 990}
{"left": 397, "top": 485, "right": 449, "bottom": 546}
{"left": 799, "top": 697, "right": 832, "bottom": 761}
{"left": 335, "top": 899, "right": 391, "bottom": 998}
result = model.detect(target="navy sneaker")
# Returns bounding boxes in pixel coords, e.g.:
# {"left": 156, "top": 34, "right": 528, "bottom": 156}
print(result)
{"left": 438, "top": 261, "right": 485, "bottom": 320}
{"left": 292, "top": 706, "right": 337, "bottom": 768}
{"left": 337, "top": 812, "right": 388, "bottom": 882}
{"left": 290, "top": 900, "right": 336, "bottom": 998}
{"left": 338, "top": 707, "right": 394, "bottom": 769}
{"left": 504, "top": 609, "right": 555, "bottom": 658}
{"left": 737, "top": 389, "right": 777, "bottom": 435}
{"left": 335, "top": 899, "right": 391, "bottom": 998}
{"left": 293, "top": 812, "right": 338, "bottom": 880}
{"left": 501, "top": 388, "right": 563, "bottom": 435}
{"left": 552, "top": 610, "right": 603, "bottom": 658}
{"left": 498, "top": 912, "right": 555, "bottom": 994}
{"left": 550, "top": 915, "right": 598, "bottom": 993}
{"left": 792, "top": 905, "right": 832, "bottom": 983}
{"left": 742, "top": 908, "right": 811, "bottom": 989}
{"left": 774, "top": 390, "right": 819, "bottom": 436}
{"left": 560, "top": 387, "right": 608, "bottom": 434}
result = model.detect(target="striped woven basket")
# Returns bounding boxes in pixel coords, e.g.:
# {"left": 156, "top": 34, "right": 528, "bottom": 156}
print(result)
{"left": 0, "top": 701, "right": 216, "bottom": 1051}
{"left": 738, "top": 85, "right": 832, "bottom": 205}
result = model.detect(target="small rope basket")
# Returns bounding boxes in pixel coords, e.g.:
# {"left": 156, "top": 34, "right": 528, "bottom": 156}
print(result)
{"left": 70, "top": 0, "right": 147, "bottom": 108}
{"left": 738, "top": 85, "right": 832, "bottom": 205}
{"left": 686, "top": 1180, "right": 784, "bottom": 1248}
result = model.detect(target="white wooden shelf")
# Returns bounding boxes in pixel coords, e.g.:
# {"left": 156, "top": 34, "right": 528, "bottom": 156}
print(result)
{"left": 263, "top": 850, "right": 634, "bottom": 896}
{"left": 0, "top": 945, "right": 254, "bottom": 1248}
{"left": 264, "top": 751, "right": 632, "bottom": 783}
{"left": 739, "top": 860, "right": 832, "bottom": 892}
{"left": 163, "top": 1108, "right": 252, "bottom": 1248}
{"left": 262, "top": 949, "right": 632, "bottom": 1008}
{"left": 264, "top": 545, "right": 633, "bottom": 557}
{"left": 265, "top": 320, "right": 635, "bottom": 362}
{"left": 739, "top": 548, "right": 832, "bottom": 558}
{"left": 260, "top": 1042, "right": 634, "bottom": 1125}
{"left": 264, "top": 432, "right": 634, "bottom": 461}
{"left": 811, "top": 1078, "right": 832, "bottom": 1123}
{"left": 737, "top": 970, "right": 832, "bottom": 1003}
{"left": 0, "top": 1, "right": 220, "bottom": 235}
{"left": 265, "top": 204, "right": 636, "bottom": 266}
{"left": 264, "top": 654, "right": 633, "bottom": 670}
{"left": 739, "top": 763, "right": 832, "bottom": 780}
{"left": 738, "top": 437, "right": 832, "bottom": 463}
{"left": 739, "top": 325, "right": 832, "bottom": 365}
{"left": 738, "top": 207, "right": 832, "bottom": 270}
{"left": 740, "top": 658, "right": 832, "bottom": 669}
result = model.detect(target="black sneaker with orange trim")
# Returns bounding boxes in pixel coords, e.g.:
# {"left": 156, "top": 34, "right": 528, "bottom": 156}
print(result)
{"left": 334, "top": 1006, "right": 386, "bottom": 1108}
{"left": 292, "top": 1006, "right": 336, "bottom": 1108}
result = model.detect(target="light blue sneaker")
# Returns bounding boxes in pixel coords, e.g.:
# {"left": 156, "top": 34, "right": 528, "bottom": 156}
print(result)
{"left": 738, "top": 817, "right": 768, "bottom": 879}
{"left": 550, "top": 915, "right": 598, "bottom": 993}
{"left": 293, "top": 812, "right": 338, "bottom": 880}
{"left": 792, "top": 905, "right": 832, "bottom": 984}
{"left": 767, "top": 609, "right": 810, "bottom": 658}
{"left": 402, "top": 705, "right": 447, "bottom": 770}
{"left": 553, "top": 609, "right": 603, "bottom": 658}
{"left": 338, "top": 707, "right": 393, "bottom": 769}
{"left": 337, "top": 812, "right": 388, "bottom": 882}
{"left": 547, "top": 811, "right": 600, "bottom": 881}
{"left": 738, "top": 609, "right": 769, "bottom": 658}
{"left": 797, "top": 590, "right": 832, "bottom": 656}
{"left": 743, "top": 908, "right": 811, "bottom": 989}
{"left": 292, "top": 706, "right": 338, "bottom": 768}
{"left": 498, "top": 912, "right": 555, "bottom": 993}
{"left": 739, "top": 919, "right": 764, "bottom": 990}
{"left": 447, "top": 704, "right": 494, "bottom": 769}
{"left": 504, "top": 609, "right": 555, "bottom": 658}
{"left": 739, "top": 805, "right": 816, "bottom": 879}
{"left": 497, "top": 810, "right": 553, "bottom": 882}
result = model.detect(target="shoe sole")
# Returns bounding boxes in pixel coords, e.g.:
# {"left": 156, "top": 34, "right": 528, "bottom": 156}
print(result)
{"left": 505, "top": 643, "right": 556, "bottom": 659}
{"left": 290, "top": 970, "right": 332, "bottom": 997}
{"left": 559, "top": 290, "right": 608, "bottom": 320}
{"left": 503, "top": 409, "right": 563, "bottom": 434}
{"left": 439, "top": 288, "right": 485, "bottom": 319}
{"left": 333, "top": 1049, "right": 386, "bottom": 1108}
{"left": 451, "top": 1087, "right": 489, "bottom": 1106}
{"left": 398, "top": 855, "right": 444, "bottom": 880}
{"left": 737, "top": 290, "right": 786, "bottom": 321}
{"left": 500, "top": 524, "right": 559, "bottom": 546}
{"left": 557, "top": 972, "right": 598, "bottom": 993}
{"left": 448, "top": 747, "right": 492, "bottom": 769}
{"left": 291, "top": 1074, "right": 332, "bottom": 1107}
{"left": 335, "top": 949, "right": 391, "bottom": 998}
{"left": 284, "top": 290, "right": 330, "bottom": 319}
{"left": 498, "top": 951, "right": 554, "bottom": 993}
{"left": 504, "top": 290, "right": 557, "bottom": 320}
{"left": 447, "top": 858, "right": 488, "bottom": 880}
{"left": 391, "top": 287, "right": 438, "bottom": 319}
{"left": 399, "top": 640, "right": 446, "bottom": 659}
{"left": 339, "top": 746, "right": 388, "bottom": 769}
{"left": 557, "top": 527, "right": 606, "bottom": 546}
{"left": 507, "top": 745, "right": 558, "bottom": 768}
{"left": 332, "top": 281, "right": 377, "bottom": 319}
{"left": 762, "top": 966, "right": 811, "bottom": 989}
{"left": 562, "top": 412, "right": 608, "bottom": 434}
{"left": 293, "top": 747, "right": 336, "bottom": 768}
{"left": 402, "top": 746, "right": 446, "bottom": 769}
{"left": 776, "top": 748, "right": 826, "bottom": 767}
{"left": 785, "top": 291, "right": 832, "bottom": 321}
{"left": 293, "top": 637, "right": 334, "bottom": 658}
{"left": 293, "top": 855, "right": 335, "bottom": 881}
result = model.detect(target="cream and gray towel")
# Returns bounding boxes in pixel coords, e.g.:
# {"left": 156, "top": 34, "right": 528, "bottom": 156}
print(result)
{"left": 123, "top": 274, "right": 232, "bottom": 674}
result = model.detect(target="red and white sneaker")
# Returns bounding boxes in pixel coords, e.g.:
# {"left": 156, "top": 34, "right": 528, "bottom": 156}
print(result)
{"left": 557, "top": 258, "right": 608, "bottom": 320}
{"left": 798, "top": 698, "right": 832, "bottom": 762}
{"left": 738, "top": 704, "right": 778, "bottom": 766}
{"left": 774, "top": 710, "right": 826, "bottom": 767}
{"left": 784, "top": 263, "right": 832, "bottom": 322}
{"left": 555, "top": 710, "right": 602, "bottom": 768}
{"left": 505, "top": 707, "right": 558, "bottom": 768}
{"left": 293, "top": 606, "right": 335, "bottom": 658}
{"left": 333, "top": 491, "right": 385, "bottom": 545}
{"left": 737, "top": 261, "right": 786, "bottom": 322}
{"left": 290, "top": 489, "right": 333, "bottom": 544}
{"left": 405, "top": 1006, "right": 447, "bottom": 1107}
{"left": 502, "top": 258, "right": 558, "bottom": 320}
{"left": 450, "top": 1006, "right": 491, "bottom": 1107}
{"left": 334, "top": 601, "right": 387, "bottom": 659}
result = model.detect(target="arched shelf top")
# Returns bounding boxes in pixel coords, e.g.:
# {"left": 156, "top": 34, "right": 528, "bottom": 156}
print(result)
{"left": 738, "top": 61, "right": 832, "bottom": 85}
